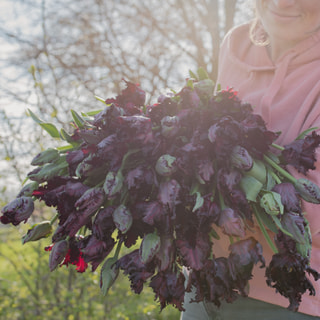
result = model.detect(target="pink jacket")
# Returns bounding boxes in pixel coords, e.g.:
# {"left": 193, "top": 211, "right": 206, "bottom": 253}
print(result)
{"left": 216, "top": 22, "right": 320, "bottom": 316}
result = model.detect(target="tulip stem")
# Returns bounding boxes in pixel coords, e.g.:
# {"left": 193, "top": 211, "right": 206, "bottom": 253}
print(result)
{"left": 95, "top": 95, "right": 107, "bottom": 105}
{"left": 114, "top": 239, "right": 123, "bottom": 259}
{"left": 218, "top": 191, "right": 226, "bottom": 210}
{"left": 263, "top": 155, "right": 296, "bottom": 184}
{"left": 253, "top": 205, "right": 278, "bottom": 254}
{"left": 269, "top": 170, "right": 281, "bottom": 184}
{"left": 271, "top": 143, "right": 285, "bottom": 151}
{"left": 50, "top": 212, "right": 59, "bottom": 225}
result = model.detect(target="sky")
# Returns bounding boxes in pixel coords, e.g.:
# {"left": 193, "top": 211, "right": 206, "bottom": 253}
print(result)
{"left": 0, "top": 0, "right": 254, "bottom": 198}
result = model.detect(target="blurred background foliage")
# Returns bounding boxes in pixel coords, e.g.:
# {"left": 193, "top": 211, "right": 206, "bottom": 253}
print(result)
{"left": 0, "top": 0, "right": 253, "bottom": 318}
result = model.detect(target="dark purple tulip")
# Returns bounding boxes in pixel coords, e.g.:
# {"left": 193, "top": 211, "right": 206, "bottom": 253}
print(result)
{"left": 64, "top": 180, "right": 90, "bottom": 198}
{"left": 105, "top": 80, "right": 146, "bottom": 112}
{"left": 230, "top": 237, "right": 264, "bottom": 263}
{"left": 92, "top": 207, "right": 116, "bottom": 241}
{"left": 208, "top": 117, "right": 241, "bottom": 145}
{"left": 240, "top": 114, "right": 278, "bottom": 158}
{"left": 266, "top": 250, "right": 319, "bottom": 312}
{"left": 146, "top": 96, "right": 178, "bottom": 124}
{"left": 209, "top": 88, "right": 252, "bottom": 122}
{"left": 218, "top": 208, "right": 246, "bottom": 238}
{"left": 117, "top": 115, "right": 152, "bottom": 141}
{"left": 142, "top": 201, "right": 166, "bottom": 226}
{"left": 1, "top": 197, "right": 34, "bottom": 226}
{"left": 116, "top": 249, "right": 156, "bottom": 294}
{"left": 66, "top": 149, "right": 87, "bottom": 169}
{"left": 49, "top": 239, "right": 69, "bottom": 271}
{"left": 217, "top": 168, "right": 242, "bottom": 192}
{"left": 52, "top": 209, "right": 93, "bottom": 241}
{"left": 228, "top": 237, "right": 265, "bottom": 295}
{"left": 228, "top": 237, "right": 265, "bottom": 276}
{"left": 150, "top": 271, "right": 185, "bottom": 311}
{"left": 93, "top": 103, "right": 125, "bottom": 130}
{"left": 181, "top": 129, "right": 205, "bottom": 154}
{"left": 282, "top": 131, "right": 320, "bottom": 174}
{"left": 176, "top": 232, "right": 211, "bottom": 271}
{"left": 272, "top": 183, "right": 301, "bottom": 213}
{"left": 75, "top": 187, "right": 105, "bottom": 218}
{"left": 79, "top": 235, "right": 115, "bottom": 271}
{"left": 78, "top": 129, "right": 104, "bottom": 145}
{"left": 96, "top": 134, "right": 118, "bottom": 158}
{"left": 126, "top": 166, "right": 157, "bottom": 191}
{"left": 179, "top": 86, "right": 201, "bottom": 109}
{"left": 32, "top": 179, "right": 90, "bottom": 226}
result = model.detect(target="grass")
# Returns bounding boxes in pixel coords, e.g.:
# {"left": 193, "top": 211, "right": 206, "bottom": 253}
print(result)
{"left": 0, "top": 226, "right": 180, "bottom": 320}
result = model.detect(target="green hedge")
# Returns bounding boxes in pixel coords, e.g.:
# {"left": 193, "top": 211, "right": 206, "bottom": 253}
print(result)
{"left": 0, "top": 227, "right": 180, "bottom": 320}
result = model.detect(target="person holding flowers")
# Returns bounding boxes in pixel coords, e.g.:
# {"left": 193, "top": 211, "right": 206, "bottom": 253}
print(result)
{"left": 181, "top": 0, "right": 320, "bottom": 319}
{"left": 3, "top": 0, "right": 320, "bottom": 319}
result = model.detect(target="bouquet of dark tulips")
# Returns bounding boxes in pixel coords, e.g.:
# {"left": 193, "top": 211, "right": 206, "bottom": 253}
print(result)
{"left": 2, "top": 68, "right": 320, "bottom": 312}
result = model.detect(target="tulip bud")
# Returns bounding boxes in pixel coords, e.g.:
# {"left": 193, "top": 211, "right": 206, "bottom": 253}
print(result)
{"left": 17, "top": 182, "right": 39, "bottom": 197}
{"left": 139, "top": 233, "right": 161, "bottom": 264}
{"left": 31, "top": 148, "right": 60, "bottom": 166}
{"left": 231, "top": 146, "right": 253, "bottom": 171}
{"left": 100, "top": 257, "right": 119, "bottom": 295}
{"left": 294, "top": 178, "right": 320, "bottom": 204}
{"left": 103, "top": 171, "right": 124, "bottom": 198}
{"left": 260, "top": 191, "right": 284, "bottom": 216}
{"left": 0, "top": 197, "right": 34, "bottom": 226}
{"left": 49, "top": 239, "right": 69, "bottom": 271}
{"left": 112, "top": 205, "right": 133, "bottom": 234}
{"left": 194, "top": 79, "right": 214, "bottom": 100}
{"left": 22, "top": 221, "right": 52, "bottom": 244}
{"left": 161, "top": 116, "right": 180, "bottom": 138}
{"left": 155, "top": 154, "right": 177, "bottom": 177}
